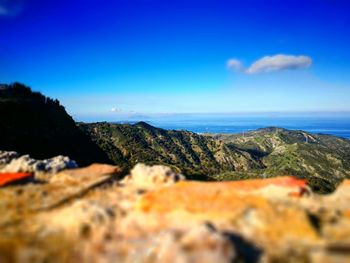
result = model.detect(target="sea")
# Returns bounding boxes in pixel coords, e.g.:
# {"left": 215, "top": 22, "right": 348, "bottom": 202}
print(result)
{"left": 117, "top": 113, "right": 350, "bottom": 139}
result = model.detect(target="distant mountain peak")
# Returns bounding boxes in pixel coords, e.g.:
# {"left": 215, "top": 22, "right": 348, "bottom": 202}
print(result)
{"left": 256, "top": 127, "right": 287, "bottom": 133}
{"left": 134, "top": 121, "right": 155, "bottom": 129}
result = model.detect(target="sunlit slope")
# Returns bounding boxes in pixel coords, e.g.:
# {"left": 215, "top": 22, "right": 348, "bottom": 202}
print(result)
{"left": 211, "top": 127, "right": 350, "bottom": 192}
{"left": 78, "top": 122, "right": 262, "bottom": 177}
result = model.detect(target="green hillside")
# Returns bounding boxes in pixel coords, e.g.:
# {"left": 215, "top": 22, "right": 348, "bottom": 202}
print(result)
{"left": 78, "top": 122, "right": 263, "bottom": 179}
{"left": 79, "top": 123, "right": 350, "bottom": 192}
{"left": 210, "top": 127, "right": 350, "bottom": 192}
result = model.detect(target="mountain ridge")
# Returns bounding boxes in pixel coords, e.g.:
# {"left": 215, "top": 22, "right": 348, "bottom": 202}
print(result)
{"left": 79, "top": 121, "right": 350, "bottom": 192}
{"left": 78, "top": 121, "right": 263, "bottom": 179}
{"left": 1, "top": 83, "right": 349, "bottom": 192}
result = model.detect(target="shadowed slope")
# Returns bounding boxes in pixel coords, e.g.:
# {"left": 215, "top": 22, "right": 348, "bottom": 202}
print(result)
{"left": 0, "top": 83, "right": 111, "bottom": 166}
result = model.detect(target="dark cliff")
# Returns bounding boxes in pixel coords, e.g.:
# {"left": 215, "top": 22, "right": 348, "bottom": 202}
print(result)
{"left": 0, "top": 83, "right": 110, "bottom": 166}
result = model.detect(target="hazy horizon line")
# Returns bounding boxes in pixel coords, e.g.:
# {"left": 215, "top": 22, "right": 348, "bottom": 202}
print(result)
{"left": 74, "top": 110, "right": 350, "bottom": 123}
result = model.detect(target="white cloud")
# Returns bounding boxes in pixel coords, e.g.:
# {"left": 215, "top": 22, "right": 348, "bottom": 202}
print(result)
{"left": 246, "top": 54, "right": 312, "bottom": 74}
{"left": 226, "top": 59, "right": 243, "bottom": 71}
{"left": 111, "top": 107, "right": 122, "bottom": 113}
{"left": 227, "top": 54, "right": 312, "bottom": 74}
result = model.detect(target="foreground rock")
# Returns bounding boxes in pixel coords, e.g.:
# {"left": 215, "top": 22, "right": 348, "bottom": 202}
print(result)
{"left": 0, "top": 151, "right": 78, "bottom": 179}
{"left": 0, "top": 163, "right": 122, "bottom": 228}
{"left": 121, "top": 163, "right": 185, "bottom": 190}
{"left": 0, "top": 151, "right": 19, "bottom": 165}
{"left": 1, "top": 162, "right": 350, "bottom": 263}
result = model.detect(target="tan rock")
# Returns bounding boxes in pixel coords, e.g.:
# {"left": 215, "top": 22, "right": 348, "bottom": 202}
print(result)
{"left": 38, "top": 200, "right": 115, "bottom": 238}
{"left": 0, "top": 164, "right": 118, "bottom": 228}
{"left": 330, "top": 179, "right": 350, "bottom": 200}
{"left": 81, "top": 223, "right": 236, "bottom": 263}
{"left": 50, "top": 163, "right": 122, "bottom": 183}
{"left": 2, "top": 164, "right": 350, "bottom": 263}
{"left": 121, "top": 163, "right": 184, "bottom": 190}
{"left": 140, "top": 224, "right": 236, "bottom": 263}
{"left": 1, "top": 154, "right": 78, "bottom": 175}
{"left": 137, "top": 180, "right": 319, "bottom": 246}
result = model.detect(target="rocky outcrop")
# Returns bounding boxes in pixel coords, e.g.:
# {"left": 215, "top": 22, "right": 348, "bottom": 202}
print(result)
{"left": 1, "top": 152, "right": 78, "bottom": 175}
{"left": 0, "top": 151, "right": 79, "bottom": 185}
{"left": 1, "top": 161, "right": 350, "bottom": 262}
{"left": 0, "top": 151, "right": 19, "bottom": 165}
{"left": 50, "top": 163, "right": 121, "bottom": 183}
{"left": 0, "top": 161, "right": 121, "bottom": 235}
{"left": 121, "top": 163, "right": 185, "bottom": 190}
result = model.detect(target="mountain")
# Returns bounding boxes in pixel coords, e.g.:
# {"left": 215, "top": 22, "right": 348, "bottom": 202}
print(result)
{"left": 80, "top": 124, "right": 350, "bottom": 192}
{"left": 78, "top": 121, "right": 263, "bottom": 179}
{"left": 210, "top": 127, "right": 350, "bottom": 192}
{"left": 1, "top": 83, "right": 349, "bottom": 192}
{"left": 0, "top": 83, "right": 111, "bottom": 166}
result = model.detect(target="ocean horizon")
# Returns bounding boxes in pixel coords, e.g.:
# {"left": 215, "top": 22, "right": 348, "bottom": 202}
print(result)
{"left": 109, "top": 114, "right": 350, "bottom": 139}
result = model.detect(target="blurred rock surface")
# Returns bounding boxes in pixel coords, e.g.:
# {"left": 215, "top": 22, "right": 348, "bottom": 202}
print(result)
{"left": 1, "top": 158, "right": 350, "bottom": 263}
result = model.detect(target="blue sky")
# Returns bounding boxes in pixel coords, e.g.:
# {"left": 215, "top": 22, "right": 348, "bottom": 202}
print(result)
{"left": 1, "top": 0, "right": 350, "bottom": 120}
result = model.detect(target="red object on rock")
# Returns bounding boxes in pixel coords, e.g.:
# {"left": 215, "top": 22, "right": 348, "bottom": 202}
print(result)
{"left": 0, "top": 172, "right": 34, "bottom": 187}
